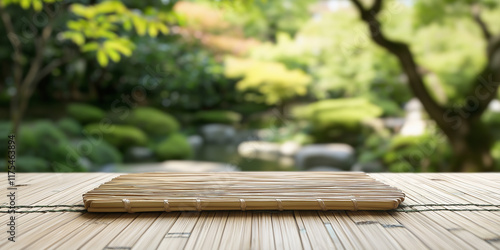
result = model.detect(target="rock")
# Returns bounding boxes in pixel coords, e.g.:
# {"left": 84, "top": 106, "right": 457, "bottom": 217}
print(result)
{"left": 382, "top": 117, "right": 405, "bottom": 129}
{"left": 400, "top": 98, "right": 426, "bottom": 136}
{"left": 488, "top": 99, "right": 500, "bottom": 112}
{"left": 400, "top": 120, "right": 426, "bottom": 136}
{"left": 280, "top": 141, "right": 301, "bottom": 156}
{"left": 295, "top": 143, "right": 355, "bottom": 170}
{"left": 78, "top": 157, "right": 92, "bottom": 171}
{"left": 404, "top": 98, "right": 423, "bottom": 113}
{"left": 351, "top": 162, "right": 385, "bottom": 172}
{"left": 126, "top": 146, "right": 154, "bottom": 161}
{"left": 200, "top": 124, "right": 236, "bottom": 144}
{"left": 188, "top": 135, "right": 203, "bottom": 149}
{"left": 238, "top": 141, "right": 281, "bottom": 158}
{"left": 114, "top": 160, "right": 239, "bottom": 172}
{"left": 307, "top": 166, "right": 343, "bottom": 171}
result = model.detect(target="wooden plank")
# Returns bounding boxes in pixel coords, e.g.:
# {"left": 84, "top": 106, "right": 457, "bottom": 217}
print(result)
{"left": 131, "top": 212, "right": 180, "bottom": 249}
{"left": 252, "top": 212, "right": 276, "bottom": 250}
{"left": 1, "top": 173, "right": 499, "bottom": 249}
{"left": 156, "top": 212, "right": 200, "bottom": 249}
{"left": 219, "top": 211, "right": 253, "bottom": 250}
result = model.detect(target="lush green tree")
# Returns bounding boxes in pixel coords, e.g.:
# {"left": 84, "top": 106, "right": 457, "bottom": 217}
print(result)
{"left": 349, "top": 0, "right": 500, "bottom": 171}
{"left": 224, "top": 56, "right": 312, "bottom": 114}
{"left": 0, "top": 0, "right": 174, "bottom": 137}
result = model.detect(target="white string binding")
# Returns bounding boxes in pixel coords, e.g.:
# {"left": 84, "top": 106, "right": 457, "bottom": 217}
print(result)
{"left": 122, "top": 199, "right": 132, "bottom": 213}
{"left": 276, "top": 199, "right": 283, "bottom": 211}
{"left": 351, "top": 198, "right": 358, "bottom": 211}
{"left": 163, "top": 200, "right": 171, "bottom": 212}
{"left": 196, "top": 198, "right": 202, "bottom": 211}
{"left": 240, "top": 199, "right": 247, "bottom": 211}
{"left": 317, "top": 199, "right": 327, "bottom": 211}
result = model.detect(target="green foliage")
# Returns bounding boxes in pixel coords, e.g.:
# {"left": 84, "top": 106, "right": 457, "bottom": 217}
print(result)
{"left": 383, "top": 133, "right": 451, "bottom": 172}
{"left": 194, "top": 110, "right": 242, "bottom": 125}
{"left": 18, "top": 120, "right": 86, "bottom": 172}
{"left": 84, "top": 124, "right": 148, "bottom": 150}
{"left": 482, "top": 111, "right": 500, "bottom": 140}
{"left": 16, "top": 156, "right": 51, "bottom": 172}
{"left": 413, "top": 0, "right": 498, "bottom": 28}
{"left": 225, "top": 57, "right": 312, "bottom": 105}
{"left": 230, "top": 103, "right": 270, "bottom": 116}
{"left": 294, "top": 98, "right": 382, "bottom": 144}
{"left": 85, "top": 141, "right": 122, "bottom": 166}
{"left": 1, "top": 0, "right": 60, "bottom": 12}
{"left": 492, "top": 142, "right": 500, "bottom": 171}
{"left": 0, "top": 156, "right": 51, "bottom": 172}
{"left": 155, "top": 133, "right": 192, "bottom": 160}
{"left": 66, "top": 103, "right": 106, "bottom": 124}
{"left": 57, "top": 118, "right": 83, "bottom": 137}
{"left": 126, "top": 107, "right": 180, "bottom": 137}
{"left": 0, "top": 121, "right": 12, "bottom": 152}
{"left": 221, "top": 0, "right": 317, "bottom": 40}
{"left": 62, "top": 1, "right": 176, "bottom": 67}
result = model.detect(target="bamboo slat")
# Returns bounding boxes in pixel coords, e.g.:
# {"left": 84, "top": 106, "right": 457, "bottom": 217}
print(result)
{"left": 3, "top": 173, "right": 500, "bottom": 249}
{"left": 82, "top": 172, "right": 405, "bottom": 212}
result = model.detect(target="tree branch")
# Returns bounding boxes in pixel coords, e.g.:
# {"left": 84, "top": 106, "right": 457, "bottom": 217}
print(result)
{"left": 349, "top": 0, "right": 454, "bottom": 137}
{"left": 0, "top": 7, "right": 23, "bottom": 88}
{"left": 468, "top": 34, "right": 500, "bottom": 119}
{"left": 34, "top": 58, "right": 65, "bottom": 84}
{"left": 471, "top": 4, "right": 491, "bottom": 41}
{"left": 21, "top": 19, "right": 55, "bottom": 98}
{"left": 370, "top": 0, "right": 383, "bottom": 15}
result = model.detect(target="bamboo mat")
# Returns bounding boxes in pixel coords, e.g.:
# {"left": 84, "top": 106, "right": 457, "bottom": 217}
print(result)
{"left": 1, "top": 173, "right": 500, "bottom": 249}
{"left": 82, "top": 172, "right": 405, "bottom": 212}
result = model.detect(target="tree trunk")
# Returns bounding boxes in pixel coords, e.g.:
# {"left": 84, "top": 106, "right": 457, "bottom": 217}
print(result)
{"left": 449, "top": 120, "right": 494, "bottom": 172}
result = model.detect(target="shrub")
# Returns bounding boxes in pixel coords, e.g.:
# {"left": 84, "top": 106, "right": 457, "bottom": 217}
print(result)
{"left": 383, "top": 133, "right": 451, "bottom": 172}
{"left": 492, "top": 142, "right": 500, "bottom": 171}
{"left": 67, "top": 103, "right": 105, "bottom": 124}
{"left": 19, "top": 120, "right": 68, "bottom": 155}
{"left": 82, "top": 140, "right": 122, "bottom": 166}
{"left": 126, "top": 107, "right": 179, "bottom": 137}
{"left": 155, "top": 133, "right": 192, "bottom": 160}
{"left": 0, "top": 121, "right": 12, "bottom": 157}
{"left": 0, "top": 156, "right": 51, "bottom": 172}
{"left": 194, "top": 110, "right": 241, "bottom": 125}
{"left": 17, "top": 120, "right": 86, "bottom": 172}
{"left": 84, "top": 124, "right": 148, "bottom": 150}
{"left": 483, "top": 111, "right": 500, "bottom": 140}
{"left": 57, "top": 118, "right": 83, "bottom": 137}
{"left": 231, "top": 103, "right": 270, "bottom": 115}
{"left": 293, "top": 98, "right": 382, "bottom": 144}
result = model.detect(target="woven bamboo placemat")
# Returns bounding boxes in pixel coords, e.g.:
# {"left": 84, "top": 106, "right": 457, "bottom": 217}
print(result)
{"left": 83, "top": 172, "right": 405, "bottom": 212}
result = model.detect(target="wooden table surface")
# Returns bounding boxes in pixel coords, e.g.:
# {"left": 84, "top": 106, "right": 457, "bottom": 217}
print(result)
{"left": 1, "top": 173, "right": 499, "bottom": 249}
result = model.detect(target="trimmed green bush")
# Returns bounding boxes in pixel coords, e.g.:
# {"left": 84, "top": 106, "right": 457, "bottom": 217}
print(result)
{"left": 194, "top": 110, "right": 242, "bottom": 125}
{"left": 126, "top": 107, "right": 179, "bottom": 137}
{"left": 67, "top": 103, "right": 105, "bottom": 124}
{"left": 0, "top": 156, "right": 51, "bottom": 172}
{"left": 17, "top": 120, "right": 86, "bottom": 172}
{"left": 383, "top": 133, "right": 451, "bottom": 172}
{"left": 57, "top": 118, "right": 83, "bottom": 137}
{"left": 155, "top": 133, "right": 192, "bottom": 160}
{"left": 84, "top": 124, "right": 148, "bottom": 150}
{"left": 85, "top": 141, "right": 122, "bottom": 166}
{"left": 293, "top": 98, "right": 382, "bottom": 144}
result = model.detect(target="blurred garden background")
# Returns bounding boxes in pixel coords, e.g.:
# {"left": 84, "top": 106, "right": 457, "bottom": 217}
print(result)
{"left": 1, "top": 0, "right": 500, "bottom": 173}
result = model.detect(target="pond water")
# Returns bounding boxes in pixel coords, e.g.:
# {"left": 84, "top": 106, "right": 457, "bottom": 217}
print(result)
{"left": 102, "top": 143, "right": 298, "bottom": 172}
{"left": 191, "top": 144, "right": 298, "bottom": 171}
